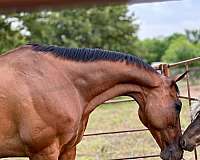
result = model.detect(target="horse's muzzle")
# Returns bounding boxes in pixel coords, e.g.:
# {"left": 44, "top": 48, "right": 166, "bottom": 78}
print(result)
{"left": 160, "top": 144, "right": 183, "bottom": 160}
{"left": 180, "top": 137, "right": 195, "bottom": 152}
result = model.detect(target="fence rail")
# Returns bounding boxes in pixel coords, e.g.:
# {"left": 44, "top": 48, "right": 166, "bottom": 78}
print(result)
{"left": 84, "top": 128, "right": 148, "bottom": 137}
{"left": 81, "top": 56, "right": 200, "bottom": 160}
{"left": 110, "top": 154, "right": 160, "bottom": 160}
{"left": 169, "top": 57, "right": 200, "bottom": 68}
{"left": 102, "top": 95, "right": 199, "bottom": 105}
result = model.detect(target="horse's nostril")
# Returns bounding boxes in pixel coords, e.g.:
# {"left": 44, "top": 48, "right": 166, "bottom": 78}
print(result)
{"left": 180, "top": 138, "right": 187, "bottom": 148}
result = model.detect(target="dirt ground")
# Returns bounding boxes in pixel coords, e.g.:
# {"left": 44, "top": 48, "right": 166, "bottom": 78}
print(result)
{"left": 180, "top": 84, "right": 200, "bottom": 99}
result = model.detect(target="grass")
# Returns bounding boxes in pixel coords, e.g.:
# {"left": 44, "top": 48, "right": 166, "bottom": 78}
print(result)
{"left": 1, "top": 90, "right": 200, "bottom": 160}
{"left": 76, "top": 100, "right": 200, "bottom": 160}
{"left": 77, "top": 101, "right": 159, "bottom": 160}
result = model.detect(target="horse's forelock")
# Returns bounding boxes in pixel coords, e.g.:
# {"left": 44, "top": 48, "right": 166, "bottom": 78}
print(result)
{"left": 191, "top": 99, "right": 200, "bottom": 121}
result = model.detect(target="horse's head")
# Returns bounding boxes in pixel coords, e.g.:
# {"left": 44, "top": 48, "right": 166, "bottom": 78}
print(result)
{"left": 133, "top": 72, "right": 187, "bottom": 160}
{"left": 180, "top": 100, "right": 200, "bottom": 151}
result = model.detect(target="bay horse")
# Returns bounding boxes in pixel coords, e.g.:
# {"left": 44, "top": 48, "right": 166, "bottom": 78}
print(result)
{"left": 0, "top": 44, "right": 185, "bottom": 160}
{"left": 180, "top": 100, "right": 200, "bottom": 151}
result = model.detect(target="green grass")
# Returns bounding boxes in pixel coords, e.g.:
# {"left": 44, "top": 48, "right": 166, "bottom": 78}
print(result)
{"left": 1, "top": 99, "right": 199, "bottom": 160}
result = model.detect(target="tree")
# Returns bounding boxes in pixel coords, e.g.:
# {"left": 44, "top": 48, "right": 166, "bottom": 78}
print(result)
{"left": 165, "top": 33, "right": 185, "bottom": 45}
{"left": 135, "top": 38, "right": 168, "bottom": 63}
{"left": 162, "top": 36, "right": 200, "bottom": 63}
{"left": 185, "top": 29, "right": 200, "bottom": 45}
{"left": 0, "top": 15, "right": 27, "bottom": 53}
{"left": 0, "top": 6, "right": 139, "bottom": 54}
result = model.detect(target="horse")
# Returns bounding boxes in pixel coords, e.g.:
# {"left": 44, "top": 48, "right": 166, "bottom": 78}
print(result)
{"left": 0, "top": 43, "right": 185, "bottom": 160}
{"left": 180, "top": 99, "right": 200, "bottom": 151}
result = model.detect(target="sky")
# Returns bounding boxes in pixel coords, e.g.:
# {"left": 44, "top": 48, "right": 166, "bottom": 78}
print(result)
{"left": 128, "top": 0, "right": 200, "bottom": 39}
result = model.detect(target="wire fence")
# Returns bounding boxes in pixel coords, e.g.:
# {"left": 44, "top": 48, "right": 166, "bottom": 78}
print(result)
{"left": 81, "top": 57, "right": 200, "bottom": 160}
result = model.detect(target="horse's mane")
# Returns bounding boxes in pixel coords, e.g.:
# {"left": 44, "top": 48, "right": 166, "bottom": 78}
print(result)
{"left": 27, "top": 43, "right": 158, "bottom": 74}
{"left": 191, "top": 99, "right": 200, "bottom": 121}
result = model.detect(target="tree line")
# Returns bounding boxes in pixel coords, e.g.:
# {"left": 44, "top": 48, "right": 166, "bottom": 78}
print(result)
{"left": 0, "top": 5, "right": 200, "bottom": 64}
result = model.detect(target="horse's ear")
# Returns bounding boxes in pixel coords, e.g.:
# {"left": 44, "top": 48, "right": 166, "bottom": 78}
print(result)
{"left": 173, "top": 71, "right": 189, "bottom": 82}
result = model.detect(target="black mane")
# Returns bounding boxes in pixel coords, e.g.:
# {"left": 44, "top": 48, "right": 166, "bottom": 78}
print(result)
{"left": 28, "top": 43, "right": 157, "bottom": 73}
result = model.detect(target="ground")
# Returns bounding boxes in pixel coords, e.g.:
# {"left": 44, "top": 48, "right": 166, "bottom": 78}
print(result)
{"left": 76, "top": 82, "right": 200, "bottom": 160}
{"left": 181, "top": 84, "right": 200, "bottom": 98}
{"left": 77, "top": 100, "right": 200, "bottom": 160}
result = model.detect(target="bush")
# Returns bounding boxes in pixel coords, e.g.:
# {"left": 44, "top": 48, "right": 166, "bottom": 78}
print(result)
{"left": 162, "top": 37, "right": 200, "bottom": 63}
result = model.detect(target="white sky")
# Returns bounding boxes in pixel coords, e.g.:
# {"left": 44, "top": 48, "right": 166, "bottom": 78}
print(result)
{"left": 128, "top": 0, "right": 200, "bottom": 39}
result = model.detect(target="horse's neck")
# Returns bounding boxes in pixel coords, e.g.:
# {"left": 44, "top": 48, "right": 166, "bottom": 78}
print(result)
{"left": 64, "top": 60, "right": 161, "bottom": 113}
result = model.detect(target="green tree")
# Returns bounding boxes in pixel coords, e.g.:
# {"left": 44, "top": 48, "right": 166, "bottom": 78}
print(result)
{"left": 134, "top": 33, "right": 186, "bottom": 63}
{"left": 0, "top": 15, "right": 27, "bottom": 53}
{"left": 162, "top": 36, "right": 200, "bottom": 62}
{"left": 0, "top": 6, "right": 139, "bottom": 54}
{"left": 135, "top": 38, "right": 168, "bottom": 63}
{"left": 165, "top": 33, "right": 185, "bottom": 45}
{"left": 185, "top": 29, "right": 200, "bottom": 44}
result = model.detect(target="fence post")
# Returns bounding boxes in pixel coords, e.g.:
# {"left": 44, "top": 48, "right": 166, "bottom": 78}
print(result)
{"left": 185, "top": 64, "right": 198, "bottom": 160}
{"left": 159, "top": 64, "right": 170, "bottom": 76}
{"left": 163, "top": 64, "right": 170, "bottom": 76}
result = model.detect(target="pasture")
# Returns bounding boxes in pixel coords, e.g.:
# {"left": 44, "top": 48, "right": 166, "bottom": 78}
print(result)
{"left": 1, "top": 84, "right": 200, "bottom": 160}
{"left": 77, "top": 98, "right": 200, "bottom": 160}
{"left": 77, "top": 80, "right": 200, "bottom": 160}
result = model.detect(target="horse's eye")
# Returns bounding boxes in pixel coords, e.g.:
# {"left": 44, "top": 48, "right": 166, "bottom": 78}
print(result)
{"left": 175, "top": 100, "right": 182, "bottom": 113}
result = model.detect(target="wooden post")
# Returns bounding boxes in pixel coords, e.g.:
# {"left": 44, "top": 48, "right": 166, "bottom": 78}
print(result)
{"left": 185, "top": 64, "right": 198, "bottom": 160}
{"left": 163, "top": 64, "right": 170, "bottom": 77}
{"left": 159, "top": 64, "right": 170, "bottom": 77}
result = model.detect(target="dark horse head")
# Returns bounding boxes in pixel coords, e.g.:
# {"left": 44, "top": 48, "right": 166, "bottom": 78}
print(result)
{"left": 133, "top": 72, "right": 188, "bottom": 160}
{"left": 180, "top": 100, "right": 200, "bottom": 151}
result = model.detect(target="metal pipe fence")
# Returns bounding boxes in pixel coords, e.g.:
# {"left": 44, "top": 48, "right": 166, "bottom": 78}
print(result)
{"left": 82, "top": 57, "right": 200, "bottom": 160}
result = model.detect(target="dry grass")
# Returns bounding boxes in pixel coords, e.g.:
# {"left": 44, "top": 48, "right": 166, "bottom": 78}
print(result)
{"left": 77, "top": 100, "right": 200, "bottom": 160}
